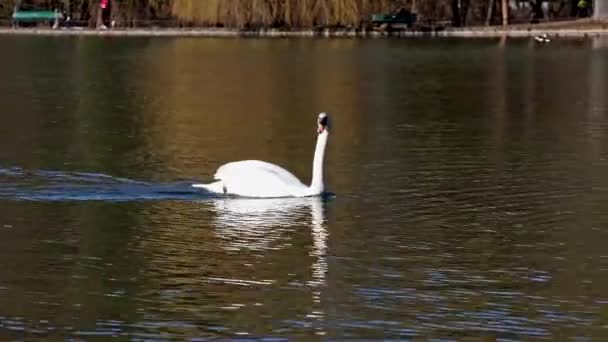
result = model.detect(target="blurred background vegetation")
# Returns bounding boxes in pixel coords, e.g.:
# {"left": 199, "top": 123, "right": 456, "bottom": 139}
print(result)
{"left": 0, "top": 0, "right": 596, "bottom": 28}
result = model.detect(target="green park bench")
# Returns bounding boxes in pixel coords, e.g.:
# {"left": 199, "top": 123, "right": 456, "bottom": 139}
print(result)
{"left": 370, "top": 10, "right": 417, "bottom": 28}
{"left": 12, "top": 9, "right": 63, "bottom": 28}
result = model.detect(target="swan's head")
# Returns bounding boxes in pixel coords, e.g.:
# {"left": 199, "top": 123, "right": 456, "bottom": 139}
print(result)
{"left": 317, "top": 112, "right": 329, "bottom": 134}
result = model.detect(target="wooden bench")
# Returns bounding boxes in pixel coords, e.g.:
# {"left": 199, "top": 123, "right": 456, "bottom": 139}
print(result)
{"left": 12, "top": 9, "right": 63, "bottom": 28}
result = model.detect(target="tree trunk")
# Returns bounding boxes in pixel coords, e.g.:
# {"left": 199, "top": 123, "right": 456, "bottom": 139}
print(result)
{"left": 531, "top": 0, "right": 544, "bottom": 20}
{"left": 79, "top": 0, "right": 90, "bottom": 24}
{"left": 486, "top": 0, "right": 495, "bottom": 25}
{"left": 460, "top": 0, "right": 470, "bottom": 26}
{"left": 96, "top": 6, "right": 103, "bottom": 27}
{"left": 570, "top": 0, "right": 578, "bottom": 17}
{"left": 595, "top": 0, "right": 608, "bottom": 18}
{"left": 452, "top": 0, "right": 461, "bottom": 27}
{"left": 108, "top": 0, "right": 115, "bottom": 27}
{"left": 501, "top": 0, "right": 509, "bottom": 25}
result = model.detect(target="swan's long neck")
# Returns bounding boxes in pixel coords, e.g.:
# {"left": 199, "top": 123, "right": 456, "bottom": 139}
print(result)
{"left": 309, "top": 130, "right": 328, "bottom": 194}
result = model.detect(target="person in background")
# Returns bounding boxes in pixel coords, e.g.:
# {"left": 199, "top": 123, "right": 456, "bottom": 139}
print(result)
{"left": 96, "top": 0, "right": 109, "bottom": 29}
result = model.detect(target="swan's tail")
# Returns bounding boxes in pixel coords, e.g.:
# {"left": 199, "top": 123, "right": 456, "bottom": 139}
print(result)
{"left": 192, "top": 181, "right": 225, "bottom": 194}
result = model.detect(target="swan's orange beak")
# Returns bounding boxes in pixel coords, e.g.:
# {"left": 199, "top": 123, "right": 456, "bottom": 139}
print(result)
{"left": 317, "top": 124, "right": 325, "bottom": 134}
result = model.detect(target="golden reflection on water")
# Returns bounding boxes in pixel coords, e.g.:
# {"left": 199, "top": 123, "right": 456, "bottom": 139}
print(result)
{"left": 137, "top": 196, "right": 330, "bottom": 335}
{"left": 137, "top": 38, "right": 367, "bottom": 185}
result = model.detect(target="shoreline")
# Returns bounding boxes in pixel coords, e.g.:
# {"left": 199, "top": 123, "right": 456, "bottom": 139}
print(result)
{"left": 1, "top": 26, "right": 607, "bottom": 38}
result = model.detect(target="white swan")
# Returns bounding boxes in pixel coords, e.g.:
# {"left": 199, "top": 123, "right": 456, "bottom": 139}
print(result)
{"left": 193, "top": 112, "right": 330, "bottom": 198}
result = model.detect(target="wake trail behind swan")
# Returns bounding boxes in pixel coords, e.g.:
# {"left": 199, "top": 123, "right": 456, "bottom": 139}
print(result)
{"left": 0, "top": 167, "right": 217, "bottom": 202}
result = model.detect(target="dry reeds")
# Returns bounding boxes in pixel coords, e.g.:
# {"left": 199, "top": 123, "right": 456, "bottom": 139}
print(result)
{"left": 26, "top": 0, "right": 563, "bottom": 29}
{"left": 169, "top": 0, "right": 397, "bottom": 28}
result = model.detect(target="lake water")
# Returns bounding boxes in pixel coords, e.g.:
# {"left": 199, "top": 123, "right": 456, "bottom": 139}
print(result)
{"left": 0, "top": 35, "right": 607, "bottom": 340}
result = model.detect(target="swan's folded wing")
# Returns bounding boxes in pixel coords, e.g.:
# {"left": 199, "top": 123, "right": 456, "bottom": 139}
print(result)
{"left": 214, "top": 160, "right": 307, "bottom": 197}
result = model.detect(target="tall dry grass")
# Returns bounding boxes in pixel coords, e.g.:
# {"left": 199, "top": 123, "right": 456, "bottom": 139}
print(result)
{"left": 169, "top": 0, "right": 402, "bottom": 28}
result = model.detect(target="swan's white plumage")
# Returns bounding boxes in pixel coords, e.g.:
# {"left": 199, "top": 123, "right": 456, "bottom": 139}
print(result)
{"left": 193, "top": 113, "right": 330, "bottom": 198}
{"left": 207, "top": 160, "right": 309, "bottom": 197}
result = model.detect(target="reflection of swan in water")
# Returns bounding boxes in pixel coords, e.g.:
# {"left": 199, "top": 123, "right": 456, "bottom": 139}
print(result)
{"left": 308, "top": 197, "right": 328, "bottom": 335}
{"left": 210, "top": 196, "right": 329, "bottom": 334}
{"left": 211, "top": 196, "right": 327, "bottom": 251}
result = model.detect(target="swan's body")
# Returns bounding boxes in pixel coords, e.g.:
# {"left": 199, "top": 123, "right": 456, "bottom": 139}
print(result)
{"left": 196, "top": 160, "right": 315, "bottom": 198}
{"left": 193, "top": 113, "right": 329, "bottom": 198}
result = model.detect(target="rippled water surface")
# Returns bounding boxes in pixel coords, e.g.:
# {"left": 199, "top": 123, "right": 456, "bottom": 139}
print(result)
{"left": 0, "top": 35, "right": 607, "bottom": 340}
